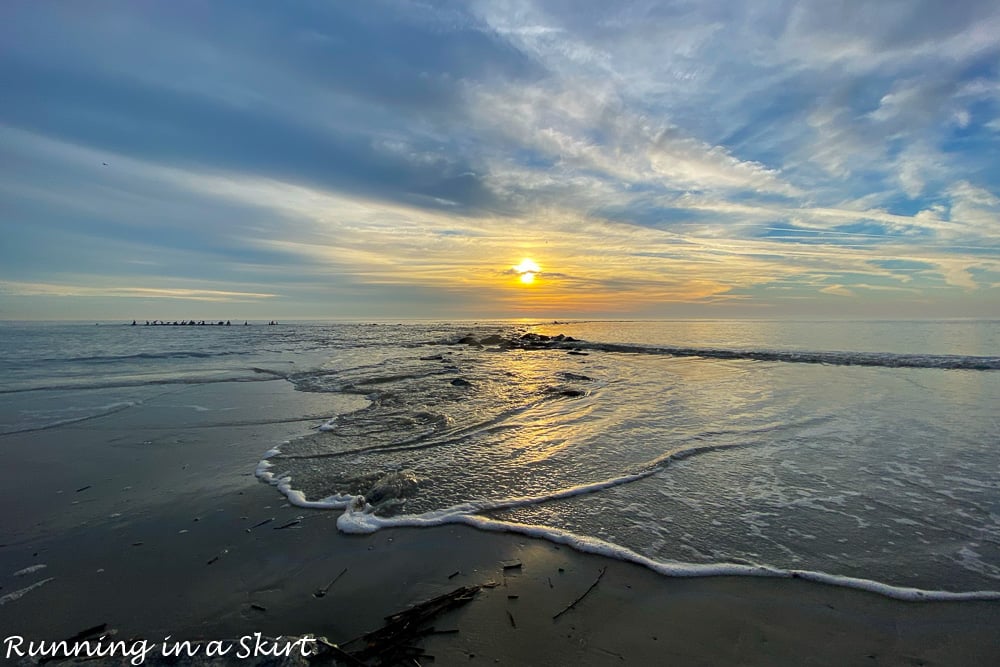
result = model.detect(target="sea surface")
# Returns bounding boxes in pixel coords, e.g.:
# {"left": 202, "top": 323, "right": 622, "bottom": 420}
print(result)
{"left": 2, "top": 319, "right": 999, "bottom": 599}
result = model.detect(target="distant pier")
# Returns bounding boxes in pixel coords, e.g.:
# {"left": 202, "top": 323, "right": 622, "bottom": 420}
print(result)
{"left": 131, "top": 320, "right": 279, "bottom": 326}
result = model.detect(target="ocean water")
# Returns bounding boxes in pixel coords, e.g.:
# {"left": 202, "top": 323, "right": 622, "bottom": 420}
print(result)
{"left": 3, "top": 319, "right": 999, "bottom": 599}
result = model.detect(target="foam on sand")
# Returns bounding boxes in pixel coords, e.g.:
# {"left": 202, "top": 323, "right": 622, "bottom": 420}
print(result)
{"left": 0, "top": 578, "right": 55, "bottom": 606}
{"left": 256, "top": 439, "right": 1000, "bottom": 603}
{"left": 255, "top": 445, "right": 355, "bottom": 510}
{"left": 337, "top": 501, "right": 1000, "bottom": 602}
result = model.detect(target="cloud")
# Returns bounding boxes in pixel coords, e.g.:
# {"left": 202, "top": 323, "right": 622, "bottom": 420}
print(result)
{"left": 947, "top": 181, "right": 1000, "bottom": 238}
{"left": 0, "top": 281, "right": 277, "bottom": 302}
{"left": 778, "top": 0, "right": 1000, "bottom": 69}
{"left": 2, "top": 0, "right": 999, "bottom": 318}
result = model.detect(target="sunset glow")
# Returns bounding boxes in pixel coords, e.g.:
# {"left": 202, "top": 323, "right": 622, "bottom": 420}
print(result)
{"left": 1, "top": 2, "right": 998, "bottom": 320}
{"left": 514, "top": 258, "right": 541, "bottom": 285}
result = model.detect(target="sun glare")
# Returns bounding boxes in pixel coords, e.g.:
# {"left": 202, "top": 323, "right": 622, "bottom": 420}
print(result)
{"left": 514, "top": 258, "right": 541, "bottom": 285}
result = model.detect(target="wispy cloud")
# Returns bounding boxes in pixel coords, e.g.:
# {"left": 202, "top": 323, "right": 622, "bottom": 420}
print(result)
{"left": 0, "top": 281, "right": 277, "bottom": 302}
{"left": 1, "top": 0, "right": 998, "bottom": 318}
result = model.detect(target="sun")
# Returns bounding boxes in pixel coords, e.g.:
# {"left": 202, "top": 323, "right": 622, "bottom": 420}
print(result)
{"left": 514, "top": 258, "right": 541, "bottom": 285}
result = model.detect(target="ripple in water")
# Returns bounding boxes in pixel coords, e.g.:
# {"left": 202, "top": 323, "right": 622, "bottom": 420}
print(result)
{"left": 259, "top": 327, "right": 1000, "bottom": 595}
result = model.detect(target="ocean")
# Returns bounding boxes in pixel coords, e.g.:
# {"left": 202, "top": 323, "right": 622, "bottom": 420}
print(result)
{"left": 2, "top": 319, "right": 999, "bottom": 600}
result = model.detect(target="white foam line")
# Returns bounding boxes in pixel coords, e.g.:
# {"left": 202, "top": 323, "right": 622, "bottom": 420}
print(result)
{"left": 255, "top": 444, "right": 355, "bottom": 510}
{"left": 338, "top": 507, "right": 1000, "bottom": 602}
{"left": 0, "top": 577, "right": 55, "bottom": 606}
{"left": 448, "top": 470, "right": 658, "bottom": 516}
{"left": 12, "top": 564, "right": 47, "bottom": 577}
{"left": 257, "top": 447, "right": 1000, "bottom": 603}
{"left": 257, "top": 438, "right": 656, "bottom": 514}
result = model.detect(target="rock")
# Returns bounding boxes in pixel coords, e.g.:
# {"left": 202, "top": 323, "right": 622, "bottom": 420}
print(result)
{"left": 545, "top": 387, "right": 586, "bottom": 398}
{"left": 481, "top": 334, "right": 504, "bottom": 345}
{"left": 559, "top": 389, "right": 586, "bottom": 397}
{"left": 365, "top": 471, "right": 419, "bottom": 504}
{"left": 450, "top": 378, "right": 472, "bottom": 387}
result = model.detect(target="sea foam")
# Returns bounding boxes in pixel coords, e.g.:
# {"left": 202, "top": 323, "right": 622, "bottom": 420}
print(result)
{"left": 258, "top": 441, "right": 1000, "bottom": 602}
{"left": 238, "top": 322, "right": 1000, "bottom": 601}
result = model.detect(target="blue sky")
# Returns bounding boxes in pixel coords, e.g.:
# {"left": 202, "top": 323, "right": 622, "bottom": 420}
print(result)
{"left": 1, "top": 0, "right": 998, "bottom": 320}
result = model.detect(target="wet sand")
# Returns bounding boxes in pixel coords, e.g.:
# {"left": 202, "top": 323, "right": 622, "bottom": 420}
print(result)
{"left": 2, "top": 379, "right": 999, "bottom": 665}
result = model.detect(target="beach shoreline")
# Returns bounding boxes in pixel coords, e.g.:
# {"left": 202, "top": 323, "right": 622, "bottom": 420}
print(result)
{"left": 2, "top": 378, "right": 999, "bottom": 665}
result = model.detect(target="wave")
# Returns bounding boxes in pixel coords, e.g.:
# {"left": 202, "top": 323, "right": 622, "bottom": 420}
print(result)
{"left": 256, "top": 447, "right": 1000, "bottom": 602}
{"left": 342, "top": 511, "right": 1000, "bottom": 602}
{"left": 48, "top": 350, "right": 245, "bottom": 363}
{"left": 245, "top": 326, "right": 1000, "bottom": 600}
{"left": 0, "top": 374, "right": 276, "bottom": 395}
{"left": 0, "top": 401, "right": 137, "bottom": 435}
{"left": 255, "top": 432, "right": 1000, "bottom": 602}
{"left": 576, "top": 342, "right": 1000, "bottom": 370}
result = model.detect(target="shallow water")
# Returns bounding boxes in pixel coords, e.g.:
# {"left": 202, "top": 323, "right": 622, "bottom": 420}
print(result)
{"left": 4, "top": 319, "right": 999, "bottom": 596}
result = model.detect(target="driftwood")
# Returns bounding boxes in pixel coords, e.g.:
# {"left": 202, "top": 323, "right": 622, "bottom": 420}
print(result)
{"left": 339, "top": 585, "right": 480, "bottom": 665}
{"left": 313, "top": 567, "right": 348, "bottom": 598}
{"left": 64, "top": 624, "right": 108, "bottom": 643}
{"left": 38, "top": 624, "right": 116, "bottom": 664}
{"left": 312, "top": 637, "right": 367, "bottom": 666}
{"left": 552, "top": 566, "right": 607, "bottom": 620}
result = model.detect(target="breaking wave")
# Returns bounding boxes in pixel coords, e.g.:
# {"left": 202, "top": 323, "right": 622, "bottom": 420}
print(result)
{"left": 573, "top": 342, "right": 1000, "bottom": 370}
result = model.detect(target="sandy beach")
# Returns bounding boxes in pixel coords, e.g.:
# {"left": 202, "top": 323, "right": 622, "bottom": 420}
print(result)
{"left": 2, "top": 377, "right": 999, "bottom": 666}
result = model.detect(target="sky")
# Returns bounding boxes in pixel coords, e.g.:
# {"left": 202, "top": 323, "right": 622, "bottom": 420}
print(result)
{"left": 1, "top": 1, "right": 999, "bottom": 320}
